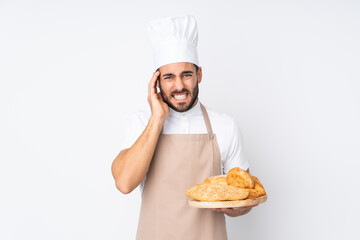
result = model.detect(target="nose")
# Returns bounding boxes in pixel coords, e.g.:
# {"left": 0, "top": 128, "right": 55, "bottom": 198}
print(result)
{"left": 174, "top": 77, "right": 185, "bottom": 90}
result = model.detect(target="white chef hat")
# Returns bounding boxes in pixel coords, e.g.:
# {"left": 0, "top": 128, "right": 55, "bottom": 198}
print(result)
{"left": 147, "top": 15, "right": 199, "bottom": 70}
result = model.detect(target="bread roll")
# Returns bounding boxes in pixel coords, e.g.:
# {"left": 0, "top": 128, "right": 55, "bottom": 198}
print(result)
{"left": 226, "top": 167, "right": 254, "bottom": 189}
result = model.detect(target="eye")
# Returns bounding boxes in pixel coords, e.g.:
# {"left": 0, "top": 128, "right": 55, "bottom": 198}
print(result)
{"left": 164, "top": 76, "right": 173, "bottom": 80}
{"left": 183, "top": 74, "right": 192, "bottom": 77}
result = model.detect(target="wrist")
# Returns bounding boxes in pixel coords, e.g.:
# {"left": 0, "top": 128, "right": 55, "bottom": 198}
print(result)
{"left": 149, "top": 115, "right": 166, "bottom": 131}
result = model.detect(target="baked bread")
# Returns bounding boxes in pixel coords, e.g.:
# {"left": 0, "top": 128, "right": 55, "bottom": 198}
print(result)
{"left": 185, "top": 183, "right": 249, "bottom": 202}
{"left": 202, "top": 175, "right": 227, "bottom": 185}
{"left": 226, "top": 167, "right": 255, "bottom": 188}
{"left": 185, "top": 167, "right": 266, "bottom": 202}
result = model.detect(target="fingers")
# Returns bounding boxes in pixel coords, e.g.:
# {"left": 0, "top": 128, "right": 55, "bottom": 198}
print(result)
{"left": 211, "top": 208, "right": 223, "bottom": 212}
{"left": 157, "top": 92, "right": 163, "bottom": 101}
{"left": 212, "top": 206, "right": 254, "bottom": 217}
{"left": 148, "top": 71, "right": 160, "bottom": 97}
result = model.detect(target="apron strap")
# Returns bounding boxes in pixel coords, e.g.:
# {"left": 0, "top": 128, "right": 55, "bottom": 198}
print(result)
{"left": 200, "top": 103, "right": 213, "bottom": 136}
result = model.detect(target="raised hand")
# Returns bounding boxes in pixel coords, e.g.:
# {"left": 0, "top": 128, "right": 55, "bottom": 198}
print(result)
{"left": 147, "top": 71, "right": 169, "bottom": 123}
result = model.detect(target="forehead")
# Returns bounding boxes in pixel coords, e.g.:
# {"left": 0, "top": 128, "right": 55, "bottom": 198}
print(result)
{"left": 159, "top": 62, "right": 195, "bottom": 75}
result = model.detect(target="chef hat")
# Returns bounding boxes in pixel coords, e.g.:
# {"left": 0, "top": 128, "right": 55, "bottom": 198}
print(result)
{"left": 147, "top": 15, "right": 199, "bottom": 70}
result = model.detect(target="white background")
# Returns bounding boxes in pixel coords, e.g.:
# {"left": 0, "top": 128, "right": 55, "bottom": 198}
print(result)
{"left": 1, "top": 0, "right": 359, "bottom": 239}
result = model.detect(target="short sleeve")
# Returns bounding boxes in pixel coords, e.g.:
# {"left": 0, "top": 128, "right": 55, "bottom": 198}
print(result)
{"left": 222, "top": 119, "right": 250, "bottom": 174}
{"left": 119, "top": 111, "right": 148, "bottom": 151}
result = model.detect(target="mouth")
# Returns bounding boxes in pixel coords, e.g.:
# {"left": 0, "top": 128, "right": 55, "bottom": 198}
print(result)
{"left": 172, "top": 92, "right": 189, "bottom": 102}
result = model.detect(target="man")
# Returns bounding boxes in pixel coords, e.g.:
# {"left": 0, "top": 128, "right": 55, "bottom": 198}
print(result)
{"left": 111, "top": 15, "right": 257, "bottom": 239}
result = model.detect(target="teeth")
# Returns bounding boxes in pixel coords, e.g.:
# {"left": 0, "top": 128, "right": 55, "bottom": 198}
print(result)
{"left": 174, "top": 94, "right": 187, "bottom": 100}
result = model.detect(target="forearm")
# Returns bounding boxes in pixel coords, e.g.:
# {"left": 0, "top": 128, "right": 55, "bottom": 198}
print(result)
{"left": 111, "top": 116, "right": 164, "bottom": 194}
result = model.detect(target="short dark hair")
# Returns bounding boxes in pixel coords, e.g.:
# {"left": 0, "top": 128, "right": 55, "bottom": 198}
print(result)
{"left": 156, "top": 63, "right": 199, "bottom": 73}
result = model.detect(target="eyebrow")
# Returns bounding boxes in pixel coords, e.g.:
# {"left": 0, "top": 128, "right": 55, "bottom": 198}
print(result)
{"left": 162, "top": 70, "right": 194, "bottom": 77}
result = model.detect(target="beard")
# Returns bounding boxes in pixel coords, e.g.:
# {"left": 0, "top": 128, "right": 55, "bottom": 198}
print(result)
{"left": 159, "top": 82, "right": 199, "bottom": 112}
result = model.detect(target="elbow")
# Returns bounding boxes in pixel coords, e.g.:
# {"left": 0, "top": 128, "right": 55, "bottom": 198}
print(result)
{"left": 112, "top": 149, "right": 134, "bottom": 194}
{"left": 115, "top": 180, "right": 134, "bottom": 194}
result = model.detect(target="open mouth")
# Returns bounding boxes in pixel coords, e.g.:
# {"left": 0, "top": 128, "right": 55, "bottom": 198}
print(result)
{"left": 172, "top": 92, "right": 189, "bottom": 102}
{"left": 173, "top": 93, "right": 188, "bottom": 100}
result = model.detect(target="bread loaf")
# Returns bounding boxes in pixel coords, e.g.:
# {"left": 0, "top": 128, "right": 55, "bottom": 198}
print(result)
{"left": 185, "top": 183, "right": 249, "bottom": 201}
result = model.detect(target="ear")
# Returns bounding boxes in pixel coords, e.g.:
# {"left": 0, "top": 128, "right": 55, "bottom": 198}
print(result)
{"left": 197, "top": 67, "right": 202, "bottom": 84}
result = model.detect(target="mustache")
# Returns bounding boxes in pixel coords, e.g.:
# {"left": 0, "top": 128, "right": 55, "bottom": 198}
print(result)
{"left": 170, "top": 89, "right": 190, "bottom": 95}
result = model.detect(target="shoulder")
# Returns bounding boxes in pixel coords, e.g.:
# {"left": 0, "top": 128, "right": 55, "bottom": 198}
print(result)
{"left": 119, "top": 108, "right": 151, "bottom": 150}
{"left": 125, "top": 107, "right": 151, "bottom": 121}
{"left": 123, "top": 108, "right": 151, "bottom": 128}
{"left": 204, "top": 105, "right": 239, "bottom": 133}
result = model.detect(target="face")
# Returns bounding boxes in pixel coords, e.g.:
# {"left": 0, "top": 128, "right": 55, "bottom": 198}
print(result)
{"left": 158, "top": 62, "right": 202, "bottom": 112}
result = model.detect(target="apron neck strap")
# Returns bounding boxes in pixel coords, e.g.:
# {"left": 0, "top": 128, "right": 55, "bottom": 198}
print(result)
{"left": 200, "top": 103, "right": 213, "bottom": 135}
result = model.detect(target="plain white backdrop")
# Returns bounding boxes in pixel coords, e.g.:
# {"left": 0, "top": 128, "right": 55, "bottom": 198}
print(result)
{"left": 1, "top": 0, "right": 359, "bottom": 239}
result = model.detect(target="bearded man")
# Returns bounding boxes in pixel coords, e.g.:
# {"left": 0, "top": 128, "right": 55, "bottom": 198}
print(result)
{"left": 111, "top": 15, "right": 256, "bottom": 240}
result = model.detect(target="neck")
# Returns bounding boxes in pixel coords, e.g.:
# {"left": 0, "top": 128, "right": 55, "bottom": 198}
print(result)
{"left": 188, "top": 98, "right": 198, "bottom": 111}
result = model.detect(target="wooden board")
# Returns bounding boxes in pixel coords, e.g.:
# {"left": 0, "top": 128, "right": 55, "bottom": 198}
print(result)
{"left": 188, "top": 195, "right": 267, "bottom": 208}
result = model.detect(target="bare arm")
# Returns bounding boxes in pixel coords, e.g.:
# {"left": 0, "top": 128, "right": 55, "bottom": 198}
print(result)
{"left": 111, "top": 71, "right": 169, "bottom": 194}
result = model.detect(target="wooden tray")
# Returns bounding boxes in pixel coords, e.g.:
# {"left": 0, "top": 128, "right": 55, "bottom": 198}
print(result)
{"left": 188, "top": 195, "right": 267, "bottom": 208}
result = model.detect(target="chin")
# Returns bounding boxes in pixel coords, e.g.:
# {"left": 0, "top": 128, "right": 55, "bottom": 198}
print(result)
{"left": 172, "top": 102, "right": 191, "bottom": 112}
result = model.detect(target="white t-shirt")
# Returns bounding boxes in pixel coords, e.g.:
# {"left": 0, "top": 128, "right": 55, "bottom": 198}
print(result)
{"left": 119, "top": 100, "right": 250, "bottom": 192}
